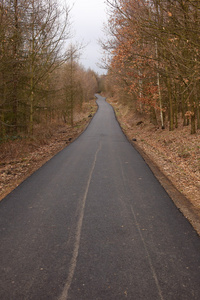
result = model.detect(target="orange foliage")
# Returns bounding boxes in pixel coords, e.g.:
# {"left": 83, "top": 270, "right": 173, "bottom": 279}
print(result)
{"left": 106, "top": 0, "right": 159, "bottom": 111}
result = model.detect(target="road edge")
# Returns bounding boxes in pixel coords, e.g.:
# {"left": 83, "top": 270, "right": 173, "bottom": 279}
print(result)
{"left": 107, "top": 98, "right": 200, "bottom": 236}
{"left": 0, "top": 100, "right": 99, "bottom": 202}
{"left": 131, "top": 140, "right": 200, "bottom": 236}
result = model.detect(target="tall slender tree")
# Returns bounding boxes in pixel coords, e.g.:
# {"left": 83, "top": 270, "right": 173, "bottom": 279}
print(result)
{"left": 0, "top": 0, "right": 71, "bottom": 137}
{"left": 103, "top": 0, "right": 200, "bottom": 133}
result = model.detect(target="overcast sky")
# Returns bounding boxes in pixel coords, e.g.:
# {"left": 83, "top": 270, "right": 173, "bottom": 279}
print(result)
{"left": 61, "top": 0, "right": 108, "bottom": 75}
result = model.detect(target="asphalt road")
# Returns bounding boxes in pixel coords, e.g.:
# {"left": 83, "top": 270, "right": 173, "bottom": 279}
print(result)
{"left": 0, "top": 94, "right": 200, "bottom": 300}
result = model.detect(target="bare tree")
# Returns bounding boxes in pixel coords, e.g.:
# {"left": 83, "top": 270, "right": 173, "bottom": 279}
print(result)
{"left": 0, "top": 0, "right": 71, "bottom": 137}
{"left": 103, "top": 0, "right": 200, "bottom": 133}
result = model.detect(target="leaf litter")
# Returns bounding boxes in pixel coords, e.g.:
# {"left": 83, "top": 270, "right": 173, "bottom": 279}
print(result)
{"left": 0, "top": 101, "right": 97, "bottom": 201}
{"left": 108, "top": 98, "right": 200, "bottom": 232}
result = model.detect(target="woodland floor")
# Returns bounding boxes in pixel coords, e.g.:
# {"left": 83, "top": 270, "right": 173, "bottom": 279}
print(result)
{"left": 0, "top": 97, "right": 200, "bottom": 234}
{"left": 108, "top": 97, "right": 200, "bottom": 234}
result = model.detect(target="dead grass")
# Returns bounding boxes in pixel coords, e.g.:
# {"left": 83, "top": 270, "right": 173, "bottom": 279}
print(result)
{"left": 108, "top": 98, "right": 200, "bottom": 212}
{"left": 1, "top": 96, "right": 199, "bottom": 227}
{"left": 0, "top": 100, "right": 97, "bottom": 201}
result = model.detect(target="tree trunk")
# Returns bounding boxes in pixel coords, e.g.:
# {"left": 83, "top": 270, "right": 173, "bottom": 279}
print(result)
{"left": 155, "top": 39, "right": 164, "bottom": 129}
{"left": 195, "top": 83, "right": 200, "bottom": 130}
{"left": 197, "top": 104, "right": 200, "bottom": 130}
{"left": 29, "top": 11, "right": 35, "bottom": 135}
{"left": 174, "top": 87, "right": 178, "bottom": 129}
{"left": 12, "top": 0, "right": 19, "bottom": 133}
{"left": 191, "top": 113, "right": 196, "bottom": 134}
{"left": 150, "top": 106, "right": 158, "bottom": 126}
{"left": 167, "top": 76, "right": 174, "bottom": 131}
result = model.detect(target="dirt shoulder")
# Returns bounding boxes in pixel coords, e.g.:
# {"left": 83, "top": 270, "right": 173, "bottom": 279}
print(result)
{"left": 1, "top": 97, "right": 200, "bottom": 235}
{"left": 0, "top": 100, "right": 97, "bottom": 201}
{"left": 108, "top": 98, "right": 200, "bottom": 236}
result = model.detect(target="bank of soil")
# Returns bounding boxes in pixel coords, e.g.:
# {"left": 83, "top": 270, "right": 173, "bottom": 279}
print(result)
{"left": 0, "top": 100, "right": 97, "bottom": 201}
{"left": 108, "top": 98, "right": 200, "bottom": 235}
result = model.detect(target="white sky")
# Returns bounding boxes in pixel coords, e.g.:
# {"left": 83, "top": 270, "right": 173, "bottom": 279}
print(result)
{"left": 61, "top": 0, "right": 108, "bottom": 75}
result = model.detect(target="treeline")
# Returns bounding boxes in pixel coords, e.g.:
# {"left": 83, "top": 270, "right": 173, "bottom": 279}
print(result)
{"left": 0, "top": 0, "right": 99, "bottom": 139}
{"left": 103, "top": 0, "right": 200, "bottom": 134}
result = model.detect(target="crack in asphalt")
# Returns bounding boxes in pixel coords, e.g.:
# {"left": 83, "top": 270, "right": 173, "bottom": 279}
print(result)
{"left": 58, "top": 142, "right": 102, "bottom": 300}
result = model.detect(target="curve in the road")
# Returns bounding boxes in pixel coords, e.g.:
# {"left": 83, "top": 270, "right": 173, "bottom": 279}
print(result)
{"left": 0, "top": 94, "right": 200, "bottom": 300}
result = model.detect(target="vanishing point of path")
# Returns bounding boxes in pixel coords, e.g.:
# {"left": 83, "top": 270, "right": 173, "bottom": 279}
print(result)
{"left": 0, "top": 94, "right": 200, "bottom": 300}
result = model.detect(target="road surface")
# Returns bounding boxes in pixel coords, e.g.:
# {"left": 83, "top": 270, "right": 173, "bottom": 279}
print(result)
{"left": 0, "top": 94, "right": 200, "bottom": 299}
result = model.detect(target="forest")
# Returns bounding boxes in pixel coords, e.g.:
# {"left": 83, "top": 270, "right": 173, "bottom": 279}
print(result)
{"left": 0, "top": 0, "right": 99, "bottom": 140}
{"left": 0, "top": 0, "right": 199, "bottom": 211}
{"left": 2, "top": 0, "right": 199, "bottom": 139}
{"left": 102, "top": 0, "right": 200, "bottom": 134}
